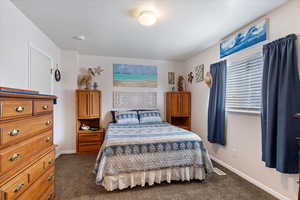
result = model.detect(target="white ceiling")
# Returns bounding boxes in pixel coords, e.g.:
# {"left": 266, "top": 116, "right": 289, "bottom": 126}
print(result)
{"left": 12, "top": 0, "right": 287, "bottom": 61}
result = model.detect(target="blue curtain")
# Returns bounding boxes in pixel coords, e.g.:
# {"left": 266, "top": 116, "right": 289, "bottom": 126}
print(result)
{"left": 262, "top": 34, "right": 300, "bottom": 173}
{"left": 208, "top": 60, "right": 227, "bottom": 145}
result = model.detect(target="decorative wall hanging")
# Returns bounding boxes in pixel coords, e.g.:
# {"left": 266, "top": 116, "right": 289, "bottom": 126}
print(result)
{"left": 168, "top": 72, "right": 175, "bottom": 85}
{"left": 113, "top": 64, "right": 157, "bottom": 88}
{"left": 54, "top": 68, "right": 61, "bottom": 82}
{"left": 113, "top": 91, "right": 157, "bottom": 110}
{"left": 220, "top": 19, "right": 268, "bottom": 58}
{"left": 195, "top": 64, "right": 204, "bottom": 82}
{"left": 177, "top": 76, "right": 186, "bottom": 91}
{"left": 188, "top": 72, "right": 194, "bottom": 83}
{"left": 204, "top": 72, "right": 213, "bottom": 88}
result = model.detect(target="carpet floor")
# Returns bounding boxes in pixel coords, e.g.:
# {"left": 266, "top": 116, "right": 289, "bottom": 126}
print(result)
{"left": 55, "top": 154, "right": 277, "bottom": 200}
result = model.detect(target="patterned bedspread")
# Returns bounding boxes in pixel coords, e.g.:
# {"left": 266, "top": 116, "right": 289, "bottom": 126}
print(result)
{"left": 94, "top": 122, "right": 213, "bottom": 184}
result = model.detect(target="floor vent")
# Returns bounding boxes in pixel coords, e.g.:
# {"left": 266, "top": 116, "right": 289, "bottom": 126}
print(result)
{"left": 214, "top": 167, "right": 226, "bottom": 176}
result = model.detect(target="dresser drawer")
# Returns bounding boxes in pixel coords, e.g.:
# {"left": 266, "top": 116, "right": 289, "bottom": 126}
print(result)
{"left": 17, "top": 167, "right": 55, "bottom": 200}
{"left": 42, "top": 150, "right": 55, "bottom": 170}
{"left": 0, "top": 170, "right": 29, "bottom": 200}
{"left": 0, "top": 100, "right": 32, "bottom": 120}
{"left": 34, "top": 100, "right": 53, "bottom": 114}
{"left": 78, "top": 142, "right": 101, "bottom": 152}
{"left": 0, "top": 131, "right": 53, "bottom": 175}
{"left": 0, "top": 115, "right": 53, "bottom": 146}
{"left": 39, "top": 182, "right": 55, "bottom": 200}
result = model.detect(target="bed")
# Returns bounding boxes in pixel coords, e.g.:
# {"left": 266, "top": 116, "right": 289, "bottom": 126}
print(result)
{"left": 93, "top": 121, "right": 213, "bottom": 191}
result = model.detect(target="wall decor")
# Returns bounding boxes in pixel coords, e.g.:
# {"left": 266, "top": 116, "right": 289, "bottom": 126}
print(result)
{"left": 220, "top": 19, "right": 268, "bottom": 58}
{"left": 113, "top": 64, "right": 157, "bottom": 88}
{"left": 177, "top": 75, "right": 186, "bottom": 91}
{"left": 54, "top": 68, "right": 61, "bottom": 82}
{"left": 195, "top": 64, "right": 204, "bottom": 82}
{"left": 78, "top": 66, "right": 104, "bottom": 89}
{"left": 113, "top": 91, "right": 157, "bottom": 110}
{"left": 204, "top": 72, "right": 213, "bottom": 88}
{"left": 168, "top": 72, "right": 175, "bottom": 85}
{"left": 188, "top": 72, "right": 194, "bottom": 83}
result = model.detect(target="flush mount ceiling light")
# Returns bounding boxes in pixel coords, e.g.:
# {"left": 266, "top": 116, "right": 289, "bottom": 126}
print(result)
{"left": 72, "top": 35, "right": 86, "bottom": 41}
{"left": 138, "top": 10, "right": 157, "bottom": 26}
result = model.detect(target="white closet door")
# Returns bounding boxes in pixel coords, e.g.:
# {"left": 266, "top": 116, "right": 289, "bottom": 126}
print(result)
{"left": 29, "top": 46, "right": 53, "bottom": 94}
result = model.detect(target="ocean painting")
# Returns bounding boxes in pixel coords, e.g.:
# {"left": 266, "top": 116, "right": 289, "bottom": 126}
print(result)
{"left": 113, "top": 64, "right": 158, "bottom": 87}
{"left": 220, "top": 20, "right": 268, "bottom": 58}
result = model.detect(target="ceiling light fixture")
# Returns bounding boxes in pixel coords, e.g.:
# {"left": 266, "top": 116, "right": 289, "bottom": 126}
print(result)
{"left": 72, "top": 35, "right": 86, "bottom": 41}
{"left": 138, "top": 10, "right": 157, "bottom": 26}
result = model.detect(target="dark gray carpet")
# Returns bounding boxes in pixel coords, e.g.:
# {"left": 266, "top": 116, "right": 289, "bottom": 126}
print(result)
{"left": 55, "top": 154, "right": 277, "bottom": 200}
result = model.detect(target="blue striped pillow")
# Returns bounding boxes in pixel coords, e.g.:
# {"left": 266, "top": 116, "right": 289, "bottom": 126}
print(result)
{"left": 115, "top": 111, "right": 139, "bottom": 124}
{"left": 139, "top": 110, "right": 162, "bottom": 124}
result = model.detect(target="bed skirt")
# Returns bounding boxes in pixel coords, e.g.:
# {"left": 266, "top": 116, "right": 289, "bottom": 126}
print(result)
{"left": 102, "top": 166, "right": 206, "bottom": 191}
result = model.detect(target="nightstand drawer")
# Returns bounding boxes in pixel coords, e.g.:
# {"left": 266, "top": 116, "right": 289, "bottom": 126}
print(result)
{"left": 78, "top": 142, "right": 101, "bottom": 152}
{"left": 0, "top": 100, "right": 32, "bottom": 120}
{"left": 79, "top": 133, "right": 102, "bottom": 142}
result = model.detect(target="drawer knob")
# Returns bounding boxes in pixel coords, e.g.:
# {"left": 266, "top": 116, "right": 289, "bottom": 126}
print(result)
{"left": 9, "top": 153, "right": 20, "bottom": 161}
{"left": 43, "top": 105, "right": 49, "bottom": 110}
{"left": 9, "top": 129, "right": 20, "bottom": 136}
{"left": 14, "top": 183, "right": 25, "bottom": 193}
{"left": 48, "top": 159, "right": 53, "bottom": 165}
{"left": 16, "top": 106, "right": 24, "bottom": 112}
{"left": 45, "top": 120, "right": 52, "bottom": 126}
{"left": 48, "top": 194, "right": 54, "bottom": 200}
{"left": 48, "top": 175, "right": 54, "bottom": 181}
{"left": 45, "top": 137, "right": 52, "bottom": 142}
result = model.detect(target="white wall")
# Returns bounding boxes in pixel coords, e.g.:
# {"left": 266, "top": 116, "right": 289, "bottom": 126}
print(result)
{"left": 0, "top": 0, "right": 64, "bottom": 155}
{"left": 59, "top": 51, "right": 183, "bottom": 153}
{"left": 184, "top": 1, "right": 300, "bottom": 200}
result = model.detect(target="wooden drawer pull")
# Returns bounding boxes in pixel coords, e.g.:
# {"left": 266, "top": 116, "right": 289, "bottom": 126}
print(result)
{"left": 48, "top": 159, "right": 53, "bottom": 165}
{"left": 43, "top": 105, "right": 49, "bottom": 110}
{"left": 9, "top": 129, "right": 21, "bottom": 136}
{"left": 45, "top": 137, "right": 51, "bottom": 142}
{"left": 48, "top": 175, "right": 54, "bottom": 181}
{"left": 14, "top": 183, "right": 25, "bottom": 193}
{"left": 16, "top": 106, "right": 24, "bottom": 113}
{"left": 45, "top": 120, "right": 52, "bottom": 126}
{"left": 9, "top": 153, "right": 20, "bottom": 161}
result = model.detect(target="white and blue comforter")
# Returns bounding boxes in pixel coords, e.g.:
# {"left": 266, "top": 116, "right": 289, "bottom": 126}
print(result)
{"left": 94, "top": 122, "right": 213, "bottom": 184}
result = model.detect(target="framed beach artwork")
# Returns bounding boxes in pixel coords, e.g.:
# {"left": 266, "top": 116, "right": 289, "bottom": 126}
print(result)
{"left": 220, "top": 19, "right": 268, "bottom": 58}
{"left": 113, "top": 64, "right": 158, "bottom": 88}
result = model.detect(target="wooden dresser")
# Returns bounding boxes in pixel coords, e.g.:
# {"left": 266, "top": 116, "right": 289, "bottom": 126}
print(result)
{"left": 166, "top": 92, "right": 191, "bottom": 130}
{"left": 76, "top": 90, "right": 105, "bottom": 154}
{"left": 0, "top": 88, "right": 57, "bottom": 200}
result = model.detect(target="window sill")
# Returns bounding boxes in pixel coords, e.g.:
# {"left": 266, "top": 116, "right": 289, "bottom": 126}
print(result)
{"left": 226, "top": 109, "right": 261, "bottom": 115}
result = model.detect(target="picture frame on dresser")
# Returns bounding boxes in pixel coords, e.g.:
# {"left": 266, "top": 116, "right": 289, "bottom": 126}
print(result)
{"left": 0, "top": 87, "right": 57, "bottom": 200}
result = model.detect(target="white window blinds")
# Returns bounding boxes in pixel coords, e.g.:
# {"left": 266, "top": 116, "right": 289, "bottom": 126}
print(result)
{"left": 226, "top": 49, "right": 264, "bottom": 113}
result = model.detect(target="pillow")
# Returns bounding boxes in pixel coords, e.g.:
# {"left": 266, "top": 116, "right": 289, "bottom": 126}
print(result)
{"left": 139, "top": 110, "right": 162, "bottom": 124}
{"left": 115, "top": 111, "right": 139, "bottom": 124}
{"left": 111, "top": 109, "right": 156, "bottom": 123}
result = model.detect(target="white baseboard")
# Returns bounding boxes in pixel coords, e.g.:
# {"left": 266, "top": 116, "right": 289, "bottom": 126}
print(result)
{"left": 55, "top": 150, "right": 76, "bottom": 159}
{"left": 210, "top": 156, "right": 290, "bottom": 200}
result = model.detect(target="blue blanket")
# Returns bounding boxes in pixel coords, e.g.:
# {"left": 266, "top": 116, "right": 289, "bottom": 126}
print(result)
{"left": 94, "top": 122, "right": 213, "bottom": 184}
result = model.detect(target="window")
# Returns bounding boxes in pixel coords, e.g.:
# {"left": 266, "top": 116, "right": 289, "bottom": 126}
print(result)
{"left": 226, "top": 48, "right": 264, "bottom": 114}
